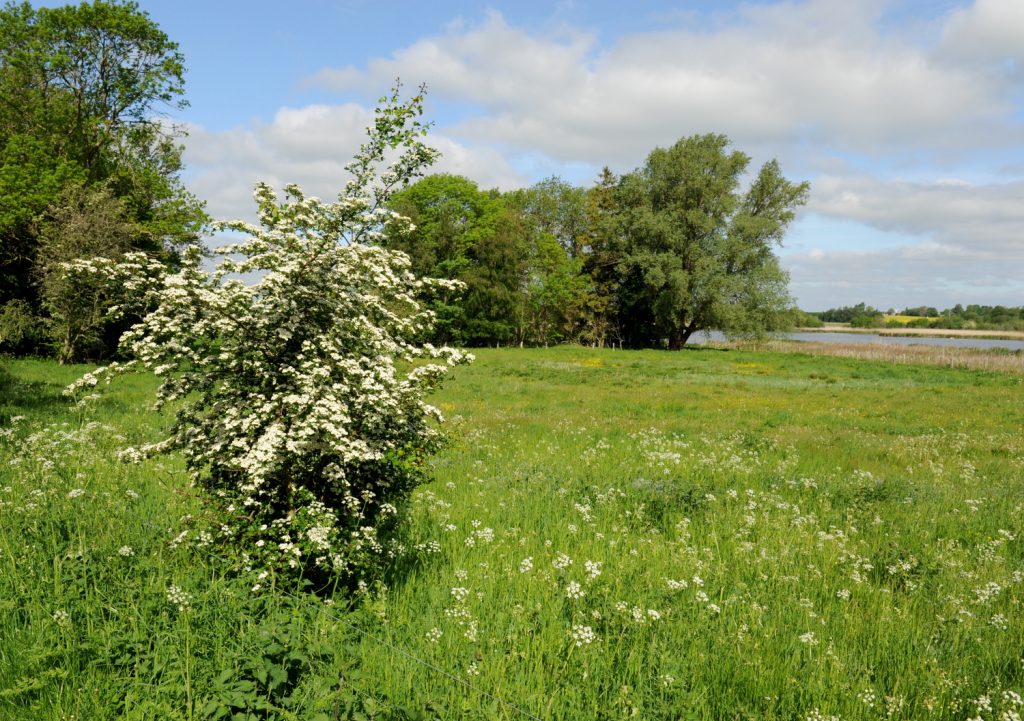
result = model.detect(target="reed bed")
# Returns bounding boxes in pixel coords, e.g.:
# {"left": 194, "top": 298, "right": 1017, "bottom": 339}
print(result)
{"left": 716, "top": 339, "right": 1024, "bottom": 375}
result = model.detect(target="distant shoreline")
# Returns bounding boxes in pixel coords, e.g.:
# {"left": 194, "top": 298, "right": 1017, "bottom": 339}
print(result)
{"left": 797, "top": 324, "right": 1024, "bottom": 342}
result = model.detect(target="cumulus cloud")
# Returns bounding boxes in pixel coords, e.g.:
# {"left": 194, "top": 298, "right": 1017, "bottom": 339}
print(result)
{"left": 809, "top": 174, "right": 1024, "bottom": 258}
{"left": 939, "top": 0, "right": 1024, "bottom": 66}
{"left": 785, "top": 242, "right": 1024, "bottom": 310}
{"left": 308, "top": 1, "right": 1020, "bottom": 167}
{"left": 790, "top": 172, "right": 1024, "bottom": 308}
{"left": 181, "top": 104, "right": 525, "bottom": 221}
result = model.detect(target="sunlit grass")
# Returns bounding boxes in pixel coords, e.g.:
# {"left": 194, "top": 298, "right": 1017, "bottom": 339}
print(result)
{"left": 2, "top": 347, "right": 1022, "bottom": 720}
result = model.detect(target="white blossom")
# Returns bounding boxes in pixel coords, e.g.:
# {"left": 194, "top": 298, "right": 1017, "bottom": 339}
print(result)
{"left": 66, "top": 86, "right": 467, "bottom": 583}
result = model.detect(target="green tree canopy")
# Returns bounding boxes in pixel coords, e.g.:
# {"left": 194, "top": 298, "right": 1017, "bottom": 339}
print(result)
{"left": 504, "top": 176, "right": 589, "bottom": 259}
{"left": 385, "top": 174, "right": 523, "bottom": 345}
{"left": 614, "top": 134, "right": 808, "bottom": 349}
{"left": 0, "top": 0, "right": 205, "bottom": 359}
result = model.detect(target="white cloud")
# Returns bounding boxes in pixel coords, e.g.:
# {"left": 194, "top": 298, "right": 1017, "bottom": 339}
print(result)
{"left": 790, "top": 171, "right": 1024, "bottom": 307}
{"left": 308, "top": 1, "right": 1020, "bottom": 167}
{"left": 785, "top": 242, "right": 1024, "bottom": 310}
{"left": 940, "top": 0, "right": 1024, "bottom": 65}
{"left": 181, "top": 104, "right": 525, "bottom": 221}
{"left": 809, "top": 174, "right": 1024, "bottom": 258}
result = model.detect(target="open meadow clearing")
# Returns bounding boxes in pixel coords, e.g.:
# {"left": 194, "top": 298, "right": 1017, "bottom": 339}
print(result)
{"left": 2, "top": 346, "right": 1023, "bottom": 720}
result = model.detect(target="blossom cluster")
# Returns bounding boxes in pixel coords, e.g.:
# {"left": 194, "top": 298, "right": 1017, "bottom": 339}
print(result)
{"left": 66, "top": 86, "right": 471, "bottom": 584}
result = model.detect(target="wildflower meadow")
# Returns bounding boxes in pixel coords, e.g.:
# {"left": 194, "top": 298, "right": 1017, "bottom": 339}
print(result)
{"left": 2, "top": 4, "right": 1022, "bottom": 720}
{"left": 2, "top": 345, "right": 1022, "bottom": 720}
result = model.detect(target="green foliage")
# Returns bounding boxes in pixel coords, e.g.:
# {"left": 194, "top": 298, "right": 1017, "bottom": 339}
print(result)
{"left": 0, "top": 0, "right": 187, "bottom": 174}
{"left": 0, "top": 135, "right": 86, "bottom": 315}
{"left": 835, "top": 305, "right": 1024, "bottom": 334}
{"left": 850, "top": 313, "right": 885, "bottom": 328}
{"left": 506, "top": 177, "right": 600, "bottom": 346}
{"left": 0, "top": 299, "right": 44, "bottom": 352}
{"left": 613, "top": 135, "right": 808, "bottom": 348}
{"left": 789, "top": 307, "right": 824, "bottom": 328}
{"left": 36, "top": 185, "right": 141, "bottom": 362}
{"left": 573, "top": 167, "right": 622, "bottom": 347}
{"left": 0, "top": 0, "right": 206, "bottom": 360}
{"left": 504, "top": 176, "right": 590, "bottom": 259}
{"left": 931, "top": 305, "right": 1024, "bottom": 332}
{"left": 383, "top": 171, "right": 606, "bottom": 348}
{"left": 814, "top": 303, "right": 883, "bottom": 324}
{"left": 385, "top": 174, "right": 525, "bottom": 346}
{"left": 385, "top": 142, "right": 808, "bottom": 351}
{"left": 198, "top": 610, "right": 330, "bottom": 720}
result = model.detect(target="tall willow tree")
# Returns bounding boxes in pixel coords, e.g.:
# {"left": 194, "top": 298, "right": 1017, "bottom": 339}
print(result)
{"left": 615, "top": 134, "right": 809, "bottom": 349}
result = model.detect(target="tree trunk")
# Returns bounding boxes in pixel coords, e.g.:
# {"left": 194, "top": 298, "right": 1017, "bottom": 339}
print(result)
{"left": 669, "top": 323, "right": 698, "bottom": 350}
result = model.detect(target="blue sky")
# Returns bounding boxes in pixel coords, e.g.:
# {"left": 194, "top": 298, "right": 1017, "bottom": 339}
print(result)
{"left": 104, "top": 0, "right": 1024, "bottom": 310}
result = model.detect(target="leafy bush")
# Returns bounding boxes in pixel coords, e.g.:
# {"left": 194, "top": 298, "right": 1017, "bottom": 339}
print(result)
{"left": 849, "top": 313, "right": 884, "bottom": 328}
{"left": 0, "top": 300, "right": 45, "bottom": 353}
{"left": 788, "top": 308, "right": 823, "bottom": 328}
{"left": 66, "top": 86, "right": 471, "bottom": 588}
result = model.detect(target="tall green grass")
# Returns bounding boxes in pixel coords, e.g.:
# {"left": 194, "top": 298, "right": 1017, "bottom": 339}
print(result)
{"left": 2, "top": 347, "right": 1022, "bottom": 720}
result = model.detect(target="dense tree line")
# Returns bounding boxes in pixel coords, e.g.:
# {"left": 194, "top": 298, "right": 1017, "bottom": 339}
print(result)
{"left": 901, "top": 304, "right": 1024, "bottom": 331}
{"left": 385, "top": 135, "right": 809, "bottom": 349}
{"left": 813, "top": 302, "right": 883, "bottom": 324}
{"left": 0, "top": 2, "right": 808, "bottom": 359}
{"left": 0, "top": 0, "right": 205, "bottom": 362}
{"left": 813, "top": 303, "right": 1024, "bottom": 331}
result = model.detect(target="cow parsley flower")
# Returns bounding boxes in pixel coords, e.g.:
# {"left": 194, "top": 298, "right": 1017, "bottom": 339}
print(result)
{"left": 565, "top": 581, "right": 585, "bottom": 600}
{"left": 570, "top": 625, "right": 596, "bottom": 646}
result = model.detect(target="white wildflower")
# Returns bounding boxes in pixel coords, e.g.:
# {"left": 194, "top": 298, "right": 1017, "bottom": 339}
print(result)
{"left": 570, "top": 625, "right": 596, "bottom": 647}
{"left": 167, "top": 585, "right": 192, "bottom": 612}
{"left": 552, "top": 553, "right": 573, "bottom": 570}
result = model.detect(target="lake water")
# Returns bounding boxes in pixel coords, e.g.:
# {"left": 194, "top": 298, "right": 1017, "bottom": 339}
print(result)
{"left": 692, "top": 330, "right": 1024, "bottom": 352}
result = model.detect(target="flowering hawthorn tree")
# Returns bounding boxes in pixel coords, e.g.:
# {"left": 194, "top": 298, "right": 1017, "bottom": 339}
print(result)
{"left": 67, "top": 85, "right": 472, "bottom": 585}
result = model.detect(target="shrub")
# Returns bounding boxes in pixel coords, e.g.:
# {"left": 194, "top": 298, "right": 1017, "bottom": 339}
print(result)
{"left": 66, "top": 85, "right": 472, "bottom": 588}
{"left": 788, "top": 308, "right": 823, "bottom": 328}
{"left": 0, "top": 299, "right": 45, "bottom": 353}
{"left": 850, "top": 314, "right": 884, "bottom": 328}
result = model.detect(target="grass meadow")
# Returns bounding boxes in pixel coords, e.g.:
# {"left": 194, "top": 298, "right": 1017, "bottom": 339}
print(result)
{"left": 2, "top": 346, "right": 1022, "bottom": 720}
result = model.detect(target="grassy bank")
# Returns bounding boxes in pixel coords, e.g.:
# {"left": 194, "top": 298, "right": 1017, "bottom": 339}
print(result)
{"left": 2, "top": 347, "right": 1022, "bottom": 720}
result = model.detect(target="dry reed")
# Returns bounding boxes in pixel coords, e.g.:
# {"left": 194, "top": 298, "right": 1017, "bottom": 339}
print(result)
{"left": 711, "top": 339, "right": 1024, "bottom": 375}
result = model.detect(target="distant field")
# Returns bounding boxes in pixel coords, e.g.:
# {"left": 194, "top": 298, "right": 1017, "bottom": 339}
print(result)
{"left": 2, "top": 348, "right": 1022, "bottom": 720}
